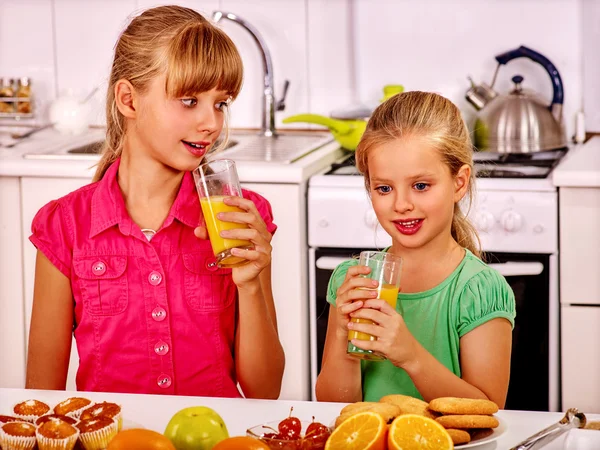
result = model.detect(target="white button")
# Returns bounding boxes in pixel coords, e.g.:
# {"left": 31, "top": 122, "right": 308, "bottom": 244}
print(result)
{"left": 148, "top": 271, "right": 162, "bottom": 286}
{"left": 533, "top": 224, "right": 544, "bottom": 234}
{"left": 154, "top": 341, "right": 169, "bottom": 356}
{"left": 151, "top": 307, "right": 166, "bottom": 321}
{"left": 157, "top": 374, "right": 172, "bottom": 388}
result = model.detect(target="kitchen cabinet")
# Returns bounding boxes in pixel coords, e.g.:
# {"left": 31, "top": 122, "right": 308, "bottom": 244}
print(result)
{"left": 0, "top": 177, "right": 26, "bottom": 388}
{"left": 16, "top": 176, "right": 311, "bottom": 399}
{"left": 559, "top": 187, "right": 600, "bottom": 413}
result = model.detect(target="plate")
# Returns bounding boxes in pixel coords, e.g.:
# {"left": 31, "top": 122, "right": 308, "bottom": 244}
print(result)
{"left": 455, "top": 416, "right": 507, "bottom": 449}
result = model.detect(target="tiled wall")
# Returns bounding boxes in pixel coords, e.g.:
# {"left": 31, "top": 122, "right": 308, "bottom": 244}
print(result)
{"left": 0, "top": 0, "right": 586, "bottom": 137}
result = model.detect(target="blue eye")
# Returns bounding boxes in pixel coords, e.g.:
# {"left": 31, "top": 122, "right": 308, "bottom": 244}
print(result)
{"left": 414, "top": 183, "right": 429, "bottom": 191}
{"left": 216, "top": 101, "right": 229, "bottom": 111}
{"left": 181, "top": 98, "right": 197, "bottom": 108}
{"left": 375, "top": 185, "right": 392, "bottom": 194}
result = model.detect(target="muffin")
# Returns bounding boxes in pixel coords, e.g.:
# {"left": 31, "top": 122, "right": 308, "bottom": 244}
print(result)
{"left": 80, "top": 402, "right": 122, "bottom": 431}
{"left": 53, "top": 397, "right": 93, "bottom": 419}
{"left": 0, "top": 415, "right": 22, "bottom": 425}
{"left": 0, "top": 421, "right": 37, "bottom": 450}
{"left": 36, "top": 414, "right": 78, "bottom": 427}
{"left": 36, "top": 418, "right": 80, "bottom": 450}
{"left": 13, "top": 399, "right": 51, "bottom": 422}
{"left": 76, "top": 417, "right": 118, "bottom": 450}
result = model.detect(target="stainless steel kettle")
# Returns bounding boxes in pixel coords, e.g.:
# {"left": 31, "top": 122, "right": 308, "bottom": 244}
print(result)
{"left": 466, "top": 46, "right": 566, "bottom": 154}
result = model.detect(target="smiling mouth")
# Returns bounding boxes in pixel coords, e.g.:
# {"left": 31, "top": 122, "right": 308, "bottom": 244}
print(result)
{"left": 182, "top": 140, "right": 208, "bottom": 150}
{"left": 395, "top": 219, "right": 422, "bottom": 227}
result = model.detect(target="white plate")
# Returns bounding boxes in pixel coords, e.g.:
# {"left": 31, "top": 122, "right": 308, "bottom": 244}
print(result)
{"left": 121, "top": 418, "right": 144, "bottom": 430}
{"left": 455, "top": 416, "right": 507, "bottom": 449}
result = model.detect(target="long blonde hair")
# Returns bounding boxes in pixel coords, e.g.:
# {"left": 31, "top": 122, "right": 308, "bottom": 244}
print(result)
{"left": 93, "top": 5, "right": 243, "bottom": 181}
{"left": 355, "top": 91, "right": 481, "bottom": 257}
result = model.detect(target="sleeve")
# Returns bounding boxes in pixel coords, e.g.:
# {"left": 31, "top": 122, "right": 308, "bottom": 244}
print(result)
{"left": 457, "top": 268, "right": 516, "bottom": 337}
{"left": 29, "top": 200, "right": 74, "bottom": 278}
{"left": 326, "top": 259, "right": 358, "bottom": 307}
{"left": 242, "top": 189, "right": 277, "bottom": 235}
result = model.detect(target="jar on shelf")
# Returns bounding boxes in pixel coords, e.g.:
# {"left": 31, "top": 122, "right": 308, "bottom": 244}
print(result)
{"left": 16, "top": 77, "right": 32, "bottom": 114}
{"left": 0, "top": 78, "right": 15, "bottom": 113}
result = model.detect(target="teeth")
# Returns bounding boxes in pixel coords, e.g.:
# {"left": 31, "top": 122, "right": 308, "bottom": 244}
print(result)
{"left": 185, "top": 141, "right": 205, "bottom": 149}
{"left": 399, "top": 220, "right": 420, "bottom": 227}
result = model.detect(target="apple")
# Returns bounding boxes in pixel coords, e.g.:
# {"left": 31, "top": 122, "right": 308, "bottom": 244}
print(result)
{"left": 164, "top": 406, "right": 229, "bottom": 450}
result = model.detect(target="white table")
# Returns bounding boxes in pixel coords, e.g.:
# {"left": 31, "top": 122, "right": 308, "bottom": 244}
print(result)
{"left": 1, "top": 388, "right": 597, "bottom": 449}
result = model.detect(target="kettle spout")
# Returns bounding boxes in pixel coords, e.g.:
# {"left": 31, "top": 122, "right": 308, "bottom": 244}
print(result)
{"left": 465, "top": 77, "right": 498, "bottom": 111}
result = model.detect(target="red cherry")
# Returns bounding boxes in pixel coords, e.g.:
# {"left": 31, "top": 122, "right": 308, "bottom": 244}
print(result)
{"left": 278, "top": 407, "right": 302, "bottom": 439}
{"left": 304, "top": 420, "right": 330, "bottom": 450}
{"left": 305, "top": 421, "right": 329, "bottom": 437}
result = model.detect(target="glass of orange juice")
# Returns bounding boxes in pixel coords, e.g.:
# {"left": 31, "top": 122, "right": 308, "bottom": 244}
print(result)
{"left": 347, "top": 250, "right": 402, "bottom": 361}
{"left": 193, "top": 159, "right": 253, "bottom": 268}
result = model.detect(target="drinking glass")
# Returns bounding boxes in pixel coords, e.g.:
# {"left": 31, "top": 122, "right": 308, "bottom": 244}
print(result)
{"left": 193, "top": 159, "right": 252, "bottom": 267}
{"left": 347, "top": 251, "right": 402, "bottom": 360}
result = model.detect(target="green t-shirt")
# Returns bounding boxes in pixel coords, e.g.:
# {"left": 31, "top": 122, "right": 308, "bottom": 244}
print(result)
{"left": 326, "top": 249, "right": 516, "bottom": 402}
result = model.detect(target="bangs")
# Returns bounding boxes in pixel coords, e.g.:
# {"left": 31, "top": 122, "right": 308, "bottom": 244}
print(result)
{"left": 164, "top": 22, "right": 243, "bottom": 99}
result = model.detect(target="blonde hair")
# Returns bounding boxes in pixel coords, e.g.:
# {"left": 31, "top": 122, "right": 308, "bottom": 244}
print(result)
{"left": 93, "top": 5, "right": 243, "bottom": 181}
{"left": 355, "top": 91, "right": 481, "bottom": 257}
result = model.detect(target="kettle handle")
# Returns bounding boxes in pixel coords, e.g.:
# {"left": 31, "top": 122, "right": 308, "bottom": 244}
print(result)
{"left": 494, "top": 45, "right": 564, "bottom": 108}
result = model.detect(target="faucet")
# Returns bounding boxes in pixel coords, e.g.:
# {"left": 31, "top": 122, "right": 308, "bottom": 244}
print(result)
{"left": 212, "top": 11, "right": 289, "bottom": 137}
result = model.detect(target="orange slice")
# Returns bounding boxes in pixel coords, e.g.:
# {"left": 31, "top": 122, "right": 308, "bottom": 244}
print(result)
{"left": 388, "top": 414, "right": 454, "bottom": 450}
{"left": 324, "top": 411, "right": 387, "bottom": 450}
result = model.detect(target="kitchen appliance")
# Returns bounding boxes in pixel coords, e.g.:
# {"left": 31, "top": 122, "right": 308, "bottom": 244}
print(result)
{"left": 283, "top": 85, "right": 404, "bottom": 150}
{"left": 466, "top": 45, "right": 566, "bottom": 154}
{"left": 307, "top": 147, "right": 567, "bottom": 411}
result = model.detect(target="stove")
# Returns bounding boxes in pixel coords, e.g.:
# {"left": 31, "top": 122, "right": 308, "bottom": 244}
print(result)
{"left": 307, "top": 146, "right": 568, "bottom": 411}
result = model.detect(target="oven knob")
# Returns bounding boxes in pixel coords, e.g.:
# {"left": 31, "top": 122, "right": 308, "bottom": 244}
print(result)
{"left": 475, "top": 211, "right": 495, "bottom": 232}
{"left": 501, "top": 210, "right": 523, "bottom": 232}
{"left": 365, "top": 210, "right": 379, "bottom": 229}
{"left": 318, "top": 219, "right": 329, "bottom": 228}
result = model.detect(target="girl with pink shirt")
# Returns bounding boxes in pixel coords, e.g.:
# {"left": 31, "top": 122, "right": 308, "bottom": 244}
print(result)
{"left": 26, "top": 5, "right": 285, "bottom": 398}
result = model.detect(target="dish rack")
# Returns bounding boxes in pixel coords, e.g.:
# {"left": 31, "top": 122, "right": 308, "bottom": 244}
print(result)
{"left": 0, "top": 77, "right": 34, "bottom": 119}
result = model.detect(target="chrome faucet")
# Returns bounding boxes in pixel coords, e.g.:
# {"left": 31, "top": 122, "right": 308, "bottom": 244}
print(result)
{"left": 212, "top": 11, "right": 289, "bottom": 137}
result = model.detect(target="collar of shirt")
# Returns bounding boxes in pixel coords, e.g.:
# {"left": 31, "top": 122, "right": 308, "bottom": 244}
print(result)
{"left": 90, "top": 158, "right": 200, "bottom": 238}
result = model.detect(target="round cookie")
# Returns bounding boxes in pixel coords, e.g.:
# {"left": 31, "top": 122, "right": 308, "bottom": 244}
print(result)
{"left": 336, "top": 402, "right": 401, "bottom": 427}
{"left": 340, "top": 402, "right": 379, "bottom": 416}
{"left": 428, "top": 397, "right": 499, "bottom": 415}
{"left": 436, "top": 414, "right": 499, "bottom": 430}
{"left": 446, "top": 429, "right": 471, "bottom": 445}
{"left": 379, "top": 394, "right": 438, "bottom": 419}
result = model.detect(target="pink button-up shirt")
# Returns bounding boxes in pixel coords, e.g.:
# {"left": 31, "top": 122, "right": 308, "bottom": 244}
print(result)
{"left": 30, "top": 159, "right": 276, "bottom": 397}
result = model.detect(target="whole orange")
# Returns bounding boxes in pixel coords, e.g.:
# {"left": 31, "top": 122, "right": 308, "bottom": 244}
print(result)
{"left": 107, "top": 428, "right": 176, "bottom": 450}
{"left": 212, "top": 436, "right": 270, "bottom": 450}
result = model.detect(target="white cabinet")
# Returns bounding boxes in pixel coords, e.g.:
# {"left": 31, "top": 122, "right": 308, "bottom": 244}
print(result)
{"left": 0, "top": 177, "right": 25, "bottom": 387}
{"left": 559, "top": 187, "right": 600, "bottom": 412}
{"left": 21, "top": 177, "right": 91, "bottom": 391}
{"left": 18, "top": 176, "right": 310, "bottom": 399}
{"left": 561, "top": 306, "right": 600, "bottom": 413}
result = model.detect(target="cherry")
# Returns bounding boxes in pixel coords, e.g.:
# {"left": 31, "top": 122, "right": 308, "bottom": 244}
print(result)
{"left": 303, "top": 418, "right": 331, "bottom": 450}
{"left": 278, "top": 407, "right": 302, "bottom": 439}
{"left": 305, "top": 421, "right": 329, "bottom": 437}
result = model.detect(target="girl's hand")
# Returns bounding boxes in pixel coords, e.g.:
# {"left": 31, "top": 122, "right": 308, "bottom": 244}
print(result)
{"left": 347, "top": 299, "right": 419, "bottom": 368}
{"left": 214, "top": 196, "right": 273, "bottom": 287}
{"left": 333, "top": 266, "right": 381, "bottom": 339}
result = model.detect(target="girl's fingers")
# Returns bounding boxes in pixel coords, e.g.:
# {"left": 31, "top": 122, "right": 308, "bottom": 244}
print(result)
{"left": 361, "top": 299, "right": 397, "bottom": 315}
{"left": 338, "top": 301, "right": 363, "bottom": 315}
{"left": 194, "top": 226, "right": 208, "bottom": 240}
{"left": 222, "top": 197, "right": 269, "bottom": 236}
{"left": 349, "top": 306, "right": 387, "bottom": 324}
{"left": 220, "top": 227, "right": 268, "bottom": 245}
{"left": 349, "top": 339, "right": 379, "bottom": 352}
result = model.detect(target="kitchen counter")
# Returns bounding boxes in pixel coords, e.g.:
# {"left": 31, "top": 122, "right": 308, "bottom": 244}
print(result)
{"left": 1, "top": 388, "right": 599, "bottom": 449}
{"left": 553, "top": 137, "right": 600, "bottom": 187}
{"left": 0, "top": 127, "right": 343, "bottom": 183}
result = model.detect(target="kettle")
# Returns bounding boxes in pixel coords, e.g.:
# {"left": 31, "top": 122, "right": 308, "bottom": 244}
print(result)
{"left": 466, "top": 45, "right": 566, "bottom": 154}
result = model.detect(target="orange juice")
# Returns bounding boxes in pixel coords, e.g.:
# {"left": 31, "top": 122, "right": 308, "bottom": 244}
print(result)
{"left": 200, "top": 196, "right": 252, "bottom": 266}
{"left": 348, "top": 284, "right": 399, "bottom": 341}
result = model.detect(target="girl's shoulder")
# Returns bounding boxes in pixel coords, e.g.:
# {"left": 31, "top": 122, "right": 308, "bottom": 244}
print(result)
{"left": 453, "top": 250, "right": 516, "bottom": 335}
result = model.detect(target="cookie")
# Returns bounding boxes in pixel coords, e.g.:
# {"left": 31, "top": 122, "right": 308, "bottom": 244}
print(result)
{"left": 337, "top": 402, "right": 401, "bottom": 427}
{"left": 379, "top": 394, "right": 438, "bottom": 419}
{"left": 436, "top": 414, "right": 499, "bottom": 430}
{"left": 446, "top": 428, "right": 471, "bottom": 445}
{"left": 428, "top": 397, "right": 499, "bottom": 415}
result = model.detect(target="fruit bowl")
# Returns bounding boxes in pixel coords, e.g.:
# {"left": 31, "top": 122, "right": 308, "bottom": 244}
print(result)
{"left": 246, "top": 420, "right": 332, "bottom": 450}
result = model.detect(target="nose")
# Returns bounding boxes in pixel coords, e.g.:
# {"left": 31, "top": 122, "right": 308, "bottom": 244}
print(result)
{"left": 393, "top": 190, "right": 414, "bottom": 213}
{"left": 196, "top": 104, "right": 221, "bottom": 134}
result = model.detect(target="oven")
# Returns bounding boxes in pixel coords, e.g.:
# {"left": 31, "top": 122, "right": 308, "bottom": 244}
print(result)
{"left": 307, "top": 151, "right": 563, "bottom": 411}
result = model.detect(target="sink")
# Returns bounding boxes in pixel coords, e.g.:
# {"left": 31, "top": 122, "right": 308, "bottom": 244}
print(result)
{"left": 22, "top": 131, "right": 333, "bottom": 163}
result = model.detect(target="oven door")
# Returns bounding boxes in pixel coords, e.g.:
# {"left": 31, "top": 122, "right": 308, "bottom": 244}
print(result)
{"left": 309, "top": 248, "right": 558, "bottom": 411}
{"left": 484, "top": 252, "right": 558, "bottom": 412}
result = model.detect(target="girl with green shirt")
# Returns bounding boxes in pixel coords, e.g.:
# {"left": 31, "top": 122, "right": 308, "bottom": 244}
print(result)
{"left": 315, "top": 92, "right": 516, "bottom": 409}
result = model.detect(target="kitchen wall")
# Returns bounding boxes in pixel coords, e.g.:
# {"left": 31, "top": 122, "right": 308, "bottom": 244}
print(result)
{"left": 0, "top": 0, "right": 586, "bottom": 138}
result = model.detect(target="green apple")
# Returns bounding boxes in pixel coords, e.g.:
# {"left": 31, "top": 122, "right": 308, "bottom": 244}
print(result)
{"left": 164, "top": 406, "right": 229, "bottom": 450}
